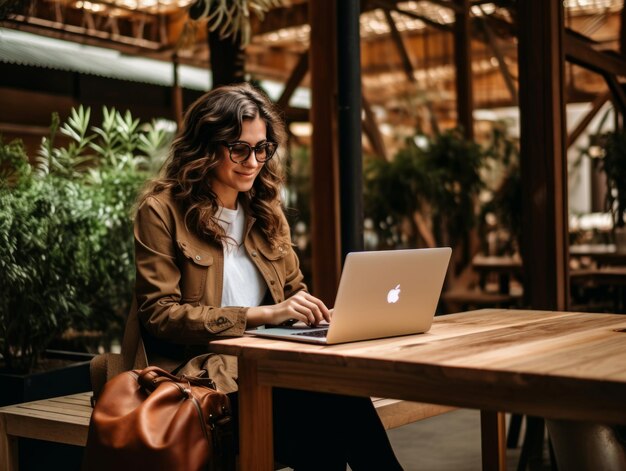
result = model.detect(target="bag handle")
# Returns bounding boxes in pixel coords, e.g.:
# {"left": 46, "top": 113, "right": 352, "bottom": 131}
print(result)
{"left": 137, "top": 366, "right": 181, "bottom": 392}
{"left": 137, "top": 366, "right": 216, "bottom": 392}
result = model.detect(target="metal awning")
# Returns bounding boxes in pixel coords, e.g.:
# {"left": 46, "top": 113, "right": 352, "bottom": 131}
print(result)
{"left": 0, "top": 27, "right": 311, "bottom": 108}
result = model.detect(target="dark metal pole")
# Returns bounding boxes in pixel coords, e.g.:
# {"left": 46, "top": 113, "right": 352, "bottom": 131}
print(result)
{"left": 337, "top": 0, "right": 364, "bottom": 262}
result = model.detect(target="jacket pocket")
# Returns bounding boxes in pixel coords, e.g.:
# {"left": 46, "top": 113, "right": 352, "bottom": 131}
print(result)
{"left": 177, "top": 240, "right": 213, "bottom": 302}
{"left": 257, "top": 244, "right": 287, "bottom": 293}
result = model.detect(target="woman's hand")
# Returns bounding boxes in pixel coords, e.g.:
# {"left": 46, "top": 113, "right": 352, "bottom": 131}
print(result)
{"left": 247, "top": 291, "right": 331, "bottom": 328}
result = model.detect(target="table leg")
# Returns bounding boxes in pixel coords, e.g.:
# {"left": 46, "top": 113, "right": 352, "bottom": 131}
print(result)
{"left": 0, "top": 414, "right": 18, "bottom": 471}
{"left": 481, "top": 410, "right": 507, "bottom": 471}
{"left": 238, "top": 358, "right": 273, "bottom": 470}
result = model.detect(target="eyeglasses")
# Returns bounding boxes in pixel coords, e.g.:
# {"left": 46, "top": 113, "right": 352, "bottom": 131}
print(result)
{"left": 221, "top": 141, "right": 278, "bottom": 164}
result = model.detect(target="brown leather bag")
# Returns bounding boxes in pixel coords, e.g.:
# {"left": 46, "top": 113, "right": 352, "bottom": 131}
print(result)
{"left": 83, "top": 366, "right": 235, "bottom": 471}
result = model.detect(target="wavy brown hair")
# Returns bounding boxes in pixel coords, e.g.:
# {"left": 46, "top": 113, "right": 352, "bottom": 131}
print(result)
{"left": 140, "top": 83, "right": 288, "bottom": 245}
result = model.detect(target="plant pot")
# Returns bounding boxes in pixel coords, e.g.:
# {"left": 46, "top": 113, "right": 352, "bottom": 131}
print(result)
{"left": 0, "top": 349, "right": 93, "bottom": 407}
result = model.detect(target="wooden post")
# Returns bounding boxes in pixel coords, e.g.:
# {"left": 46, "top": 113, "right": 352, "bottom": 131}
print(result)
{"left": 518, "top": 0, "right": 569, "bottom": 311}
{"left": 309, "top": 0, "right": 341, "bottom": 305}
{"left": 454, "top": 0, "right": 473, "bottom": 139}
{"left": 172, "top": 53, "right": 183, "bottom": 128}
{"left": 208, "top": 31, "right": 245, "bottom": 88}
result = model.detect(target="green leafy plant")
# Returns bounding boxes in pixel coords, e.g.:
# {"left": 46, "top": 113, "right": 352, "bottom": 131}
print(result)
{"left": 0, "top": 161, "right": 94, "bottom": 372}
{"left": 600, "top": 131, "right": 626, "bottom": 229}
{"left": 364, "top": 128, "right": 488, "bottom": 251}
{"left": 579, "top": 109, "right": 626, "bottom": 231}
{"left": 478, "top": 125, "right": 522, "bottom": 255}
{"left": 0, "top": 107, "right": 173, "bottom": 373}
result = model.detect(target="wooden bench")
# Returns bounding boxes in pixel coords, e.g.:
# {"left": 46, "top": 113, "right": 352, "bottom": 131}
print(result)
{"left": 0, "top": 393, "right": 455, "bottom": 470}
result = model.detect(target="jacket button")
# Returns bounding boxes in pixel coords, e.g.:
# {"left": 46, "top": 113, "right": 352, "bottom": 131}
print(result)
{"left": 195, "top": 255, "right": 201, "bottom": 261}
{"left": 251, "top": 251, "right": 257, "bottom": 257}
{"left": 270, "top": 280, "right": 275, "bottom": 285}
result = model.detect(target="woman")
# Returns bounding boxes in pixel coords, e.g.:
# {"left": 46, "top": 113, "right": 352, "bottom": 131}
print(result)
{"left": 132, "top": 83, "right": 402, "bottom": 470}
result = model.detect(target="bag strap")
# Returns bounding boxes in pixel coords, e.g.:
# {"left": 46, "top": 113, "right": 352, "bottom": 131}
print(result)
{"left": 121, "top": 297, "right": 148, "bottom": 371}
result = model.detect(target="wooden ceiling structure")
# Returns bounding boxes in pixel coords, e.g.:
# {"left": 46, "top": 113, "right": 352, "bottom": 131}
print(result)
{"left": 2, "top": 0, "right": 626, "bottom": 308}
{"left": 2, "top": 1, "right": 623, "bottom": 143}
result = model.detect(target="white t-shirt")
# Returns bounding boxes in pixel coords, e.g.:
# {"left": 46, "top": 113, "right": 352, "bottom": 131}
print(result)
{"left": 215, "top": 205, "right": 267, "bottom": 308}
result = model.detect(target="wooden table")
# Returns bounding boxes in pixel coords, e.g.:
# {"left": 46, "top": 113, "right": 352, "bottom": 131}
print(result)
{"left": 570, "top": 266, "right": 626, "bottom": 312}
{"left": 472, "top": 255, "right": 523, "bottom": 294}
{"left": 570, "top": 244, "right": 626, "bottom": 266}
{"left": 211, "top": 309, "right": 626, "bottom": 471}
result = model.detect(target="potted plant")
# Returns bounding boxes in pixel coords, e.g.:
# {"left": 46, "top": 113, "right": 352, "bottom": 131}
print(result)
{"left": 0, "top": 106, "right": 172, "bottom": 404}
{"left": 600, "top": 130, "right": 626, "bottom": 250}
{"left": 364, "top": 128, "right": 488, "bottom": 255}
{"left": 478, "top": 123, "right": 522, "bottom": 256}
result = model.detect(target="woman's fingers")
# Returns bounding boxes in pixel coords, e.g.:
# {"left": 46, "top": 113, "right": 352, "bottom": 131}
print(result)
{"left": 290, "top": 292, "right": 331, "bottom": 325}
{"left": 264, "top": 292, "right": 332, "bottom": 327}
{"left": 290, "top": 303, "right": 315, "bottom": 325}
{"left": 302, "top": 292, "right": 331, "bottom": 323}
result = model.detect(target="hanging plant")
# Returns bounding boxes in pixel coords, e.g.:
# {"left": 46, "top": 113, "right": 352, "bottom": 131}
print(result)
{"left": 188, "top": 0, "right": 284, "bottom": 46}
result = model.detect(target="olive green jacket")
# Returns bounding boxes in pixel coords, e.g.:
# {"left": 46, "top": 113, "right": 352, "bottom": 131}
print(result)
{"left": 121, "top": 190, "right": 306, "bottom": 393}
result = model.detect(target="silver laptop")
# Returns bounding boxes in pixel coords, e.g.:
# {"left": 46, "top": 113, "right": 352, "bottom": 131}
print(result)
{"left": 248, "top": 247, "right": 451, "bottom": 345}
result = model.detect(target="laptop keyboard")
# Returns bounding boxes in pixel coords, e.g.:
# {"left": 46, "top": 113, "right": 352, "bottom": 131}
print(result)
{"left": 293, "top": 329, "right": 328, "bottom": 338}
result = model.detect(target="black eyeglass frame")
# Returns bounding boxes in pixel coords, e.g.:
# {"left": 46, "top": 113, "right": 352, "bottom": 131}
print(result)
{"left": 220, "top": 140, "right": 278, "bottom": 164}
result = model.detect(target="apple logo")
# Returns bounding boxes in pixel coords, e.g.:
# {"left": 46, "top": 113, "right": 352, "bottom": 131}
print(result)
{"left": 387, "top": 284, "right": 401, "bottom": 304}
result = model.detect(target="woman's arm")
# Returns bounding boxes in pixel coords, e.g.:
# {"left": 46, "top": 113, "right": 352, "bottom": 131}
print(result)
{"left": 134, "top": 196, "right": 247, "bottom": 344}
{"left": 247, "top": 210, "right": 331, "bottom": 327}
{"left": 247, "top": 291, "right": 331, "bottom": 327}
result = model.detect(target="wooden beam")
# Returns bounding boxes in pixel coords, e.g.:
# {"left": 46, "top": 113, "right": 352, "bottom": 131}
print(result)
{"left": 0, "top": 122, "right": 50, "bottom": 135}
{"left": 477, "top": 12, "right": 517, "bottom": 105}
{"left": 277, "top": 51, "right": 308, "bottom": 110}
{"left": 424, "top": 0, "right": 463, "bottom": 14}
{"left": 518, "top": 0, "right": 569, "bottom": 311}
{"left": 309, "top": 0, "right": 341, "bottom": 305}
{"left": 172, "top": 53, "right": 183, "bottom": 128}
{"left": 383, "top": 9, "right": 416, "bottom": 83}
{"left": 453, "top": 0, "right": 473, "bottom": 139}
{"left": 564, "top": 29, "right": 626, "bottom": 77}
{"left": 249, "top": 3, "right": 308, "bottom": 36}
{"left": 208, "top": 28, "right": 245, "bottom": 88}
{"left": 4, "top": 16, "right": 165, "bottom": 51}
{"left": 362, "top": 94, "right": 388, "bottom": 160}
{"left": 381, "top": 7, "right": 440, "bottom": 134}
{"left": 566, "top": 91, "right": 610, "bottom": 149}
{"left": 284, "top": 106, "right": 309, "bottom": 123}
{"left": 374, "top": 1, "right": 452, "bottom": 33}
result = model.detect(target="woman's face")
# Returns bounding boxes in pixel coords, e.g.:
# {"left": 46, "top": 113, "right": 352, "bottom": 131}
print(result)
{"left": 211, "top": 116, "right": 267, "bottom": 209}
